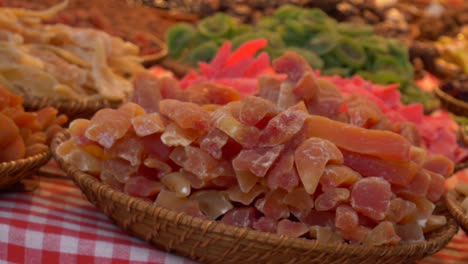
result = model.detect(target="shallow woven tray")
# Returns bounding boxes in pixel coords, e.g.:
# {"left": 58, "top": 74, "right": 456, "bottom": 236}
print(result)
{"left": 51, "top": 131, "right": 458, "bottom": 264}
{"left": 434, "top": 86, "right": 468, "bottom": 117}
{"left": 0, "top": 149, "right": 51, "bottom": 189}
{"left": 445, "top": 189, "right": 468, "bottom": 233}
{"left": 23, "top": 96, "right": 121, "bottom": 119}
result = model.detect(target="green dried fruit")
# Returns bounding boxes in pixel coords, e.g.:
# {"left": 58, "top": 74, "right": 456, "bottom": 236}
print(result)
{"left": 165, "top": 23, "right": 197, "bottom": 58}
{"left": 188, "top": 41, "right": 219, "bottom": 64}
{"left": 334, "top": 37, "right": 366, "bottom": 69}
{"left": 198, "top": 13, "right": 234, "bottom": 39}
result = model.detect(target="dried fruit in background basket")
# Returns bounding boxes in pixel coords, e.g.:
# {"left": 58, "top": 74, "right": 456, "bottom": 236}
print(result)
{"left": 0, "top": 2, "right": 144, "bottom": 101}
{"left": 435, "top": 26, "right": 468, "bottom": 79}
{"left": 0, "top": 86, "right": 66, "bottom": 162}
{"left": 58, "top": 50, "right": 453, "bottom": 246}
{"left": 165, "top": 6, "right": 437, "bottom": 111}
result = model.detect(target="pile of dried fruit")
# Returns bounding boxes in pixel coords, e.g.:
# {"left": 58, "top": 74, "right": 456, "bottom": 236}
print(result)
{"left": 0, "top": 86, "right": 67, "bottom": 162}
{"left": 0, "top": 2, "right": 144, "bottom": 101}
{"left": 58, "top": 51, "right": 453, "bottom": 245}
{"left": 165, "top": 5, "right": 437, "bottom": 110}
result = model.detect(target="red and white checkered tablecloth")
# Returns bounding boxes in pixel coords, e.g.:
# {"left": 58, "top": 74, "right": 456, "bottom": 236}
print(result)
{"left": 1, "top": 166, "right": 468, "bottom": 264}
{"left": 0, "top": 171, "right": 197, "bottom": 264}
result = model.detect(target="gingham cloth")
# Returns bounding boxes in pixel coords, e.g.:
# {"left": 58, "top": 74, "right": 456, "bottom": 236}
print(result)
{"left": 0, "top": 171, "right": 196, "bottom": 264}
{"left": 1, "top": 166, "right": 468, "bottom": 264}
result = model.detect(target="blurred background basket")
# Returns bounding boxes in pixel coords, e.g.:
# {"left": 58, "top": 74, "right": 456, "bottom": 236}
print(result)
{"left": 445, "top": 189, "right": 468, "bottom": 233}
{"left": 434, "top": 86, "right": 468, "bottom": 117}
{"left": 0, "top": 149, "right": 51, "bottom": 189}
{"left": 51, "top": 131, "right": 459, "bottom": 264}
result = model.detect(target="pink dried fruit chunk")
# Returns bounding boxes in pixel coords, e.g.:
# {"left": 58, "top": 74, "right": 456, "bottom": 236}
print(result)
{"left": 185, "top": 82, "right": 241, "bottom": 105}
{"left": 363, "top": 221, "right": 401, "bottom": 246}
{"left": 305, "top": 115, "right": 411, "bottom": 161}
{"left": 426, "top": 171, "right": 445, "bottom": 202}
{"left": 306, "top": 79, "right": 343, "bottom": 118}
{"left": 393, "top": 169, "right": 431, "bottom": 197}
{"left": 351, "top": 177, "right": 392, "bottom": 221}
{"left": 160, "top": 172, "right": 191, "bottom": 197}
{"left": 256, "top": 189, "right": 289, "bottom": 220}
{"left": 85, "top": 107, "right": 132, "bottom": 148}
{"left": 320, "top": 165, "right": 361, "bottom": 192}
{"left": 423, "top": 215, "right": 447, "bottom": 233}
{"left": 335, "top": 205, "right": 359, "bottom": 232}
{"left": 124, "top": 176, "right": 162, "bottom": 198}
{"left": 292, "top": 72, "right": 318, "bottom": 101}
{"left": 399, "top": 193, "right": 435, "bottom": 223}
{"left": 192, "top": 190, "right": 233, "bottom": 220}
{"left": 277, "top": 219, "right": 308, "bottom": 237}
{"left": 58, "top": 141, "right": 102, "bottom": 174}
{"left": 227, "top": 184, "right": 267, "bottom": 205}
{"left": 253, "top": 217, "right": 278, "bottom": 233}
{"left": 257, "top": 75, "right": 282, "bottom": 103}
{"left": 311, "top": 226, "right": 343, "bottom": 244}
{"left": 273, "top": 51, "right": 312, "bottom": 83}
{"left": 234, "top": 170, "right": 258, "bottom": 193}
{"left": 266, "top": 151, "right": 300, "bottom": 191}
{"left": 233, "top": 145, "right": 284, "bottom": 178}
{"left": 101, "top": 158, "right": 137, "bottom": 183}
{"left": 68, "top": 118, "right": 92, "bottom": 145}
{"left": 155, "top": 189, "right": 189, "bottom": 211}
{"left": 283, "top": 187, "right": 314, "bottom": 212}
{"left": 345, "top": 95, "right": 386, "bottom": 128}
{"left": 130, "top": 71, "right": 162, "bottom": 113}
{"left": 386, "top": 198, "right": 417, "bottom": 224}
{"left": 338, "top": 225, "right": 371, "bottom": 243}
{"left": 221, "top": 207, "right": 259, "bottom": 228}
{"left": 423, "top": 154, "right": 454, "bottom": 178}
{"left": 239, "top": 96, "right": 279, "bottom": 126}
{"left": 295, "top": 210, "right": 335, "bottom": 228}
{"left": 315, "top": 188, "right": 350, "bottom": 211}
{"left": 142, "top": 133, "right": 173, "bottom": 161}
{"left": 105, "top": 133, "right": 144, "bottom": 166}
{"left": 131, "top": 113, "right": 165, "bottom": 137}
{"left": 259, "top": 107, "right": 308, "bottom": 147}
{"left": 161, "top": 123, "right": 200, "bottom": 147}
{"left": 295, "top": 138, "right": 343, "bottom": 194}
{"left": 394, "top": 223, "right": 424, "bottom": 243}
{"left": 212, "top": 107, "right": 260, "bottom": 148}
{"left": 200, "top": 128, "right": 228, "bottom": 159}
{"left": 182, "top": 146, "right": 219, "bottom": 180}
{"left": 343, "top": 150, "right": 418, "bottom": 186}
{"left": 159, "top": 99, "right": 211, "bottom": 131}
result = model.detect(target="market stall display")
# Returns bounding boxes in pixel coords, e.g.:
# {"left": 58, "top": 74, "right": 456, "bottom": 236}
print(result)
{"left": 165, "top": 6, "right": 437, "bottom": 111}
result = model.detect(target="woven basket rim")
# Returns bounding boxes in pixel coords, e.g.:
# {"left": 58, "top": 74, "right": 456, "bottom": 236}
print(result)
{"left": 22, "top": 95, "right": 122, "bottom": 118}
{"left": 445, "top": 189, "right": 468, "bottom": 232}
{"left": 51, "top": 130, "right": 459, "bottom": 260}
{"left": 434, "top": 86, "right": 468, "bottom": 115}
{"left": 0, "top": 148, "right": 51, "bottom": 189}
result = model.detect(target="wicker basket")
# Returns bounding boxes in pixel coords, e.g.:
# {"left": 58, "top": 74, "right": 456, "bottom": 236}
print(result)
{"left": 0, "top": 149, "right": 51, "bottom": 189}
{"left": 434, "top": 86, "right": 468, "bottom": 117}
{"left": 445, "top": 189, "right": 468, "bottom": 233}
{"left": 51, "top": 131, "right": 458, "bottom": 264}
{"left": 22, "top": 96, "right": 121, "bottom": 119}
{"left": 159, "top": 58, "right": 195, "bottom": 77}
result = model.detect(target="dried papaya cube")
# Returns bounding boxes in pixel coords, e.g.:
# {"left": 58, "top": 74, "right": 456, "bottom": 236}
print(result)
{"left": 295, "top": 138, "right": 343, "bottom": 194}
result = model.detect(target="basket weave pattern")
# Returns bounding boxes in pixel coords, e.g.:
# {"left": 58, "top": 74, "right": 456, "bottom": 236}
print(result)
{"left": 0, "top": 150, "right": 50, "bottom": 189}
{"left": 23, "top": 96, "right": 121, "bottom": 119}
{"left": 52, "top": 131, "right": 458, "bottom": 264}
{"left": 445, "top": 190, "right": 468, "bottom": 233}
